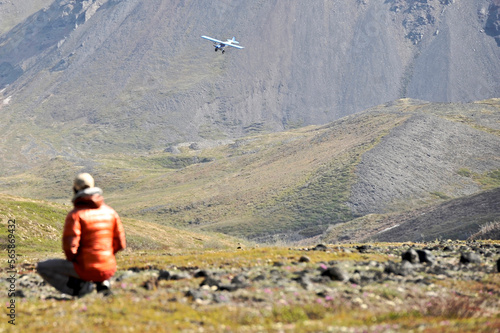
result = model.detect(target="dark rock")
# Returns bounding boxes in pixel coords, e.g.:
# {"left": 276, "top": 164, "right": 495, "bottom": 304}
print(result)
{"left": 417, "top": 249, "right": 436, "bottom": 264}
{"left": 164, "top": 146, "right": 180, "bottom": 154}
{"left": 357, "top": 245, "right": 371, "bottom": 253}
{"left": 218, "top": 284, "right": 240, "bottom": 292}
{"left": 402, "top": 248, "right": 419, "bottom": 263}
{"left": 252, "top": 274, "right": 266, "bottom": 281}
{"left": 321, "top": 266, "right": 349, "bottom": 281}
{"left": 158, "top": 270, "right": 171, "bottom": 281}
{"left": 299, "top": 255, "right": 311, "bottom": 263}
{"left": 128, "top": 267, "right": 142, "bottom": 273}
{"left": 312, "top": 244, "right": 328, "bottom": 251}
{"left": 460, "top": 252, "right": 481, "bottom": 264}
{"left": 142, "top": 278, "right": 158, "bottom": 290}
{"left": 292, "top": 275, "right": 313, "bottom": 290}
{"left": 384, "top": 261, "right": 398, "bottom": 275}
{"left": 194, "top": 270, "right": 210, "bottom": 278}
{"left": 497, "top": 258, "right": 500, "bottom": 273}
{"left": 384, "top": 260, "right": 413, "bottom": 276}
{"left": 349, "top": 272, "right": 361, "bottom": 285}
{"left": 200, "top": 277, "right": 220, "bottom": 288}
{"left": 231, "top": 275, "right": 247, "bottom": 285}
{"left": 158, "top": 270, "right": 190, "bottom": 281}
{"left": 373, "top": 270, "right": 384, "bottom": 281}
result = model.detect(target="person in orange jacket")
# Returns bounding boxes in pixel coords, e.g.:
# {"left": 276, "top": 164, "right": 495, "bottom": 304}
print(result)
{"left": 37, "top": 173, "right": 126, "bottom": 297}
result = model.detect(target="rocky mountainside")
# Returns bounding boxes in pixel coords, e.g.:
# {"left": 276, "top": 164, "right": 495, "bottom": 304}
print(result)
{"left": 370, "top": 187, "right": 500, "bottom": 242}
{"left": 485, "top": 0, "right": 500, "bottom": 45}
{"left": 0, "top": 0, "right": 499, "bottom": 173}
{"left": 2, "top": 98, "right": 499, "bottom": 243}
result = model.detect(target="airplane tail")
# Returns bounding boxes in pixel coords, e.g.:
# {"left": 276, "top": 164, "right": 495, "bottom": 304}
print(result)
{"left": 231, "top": 37, "right": 240, "bottom": 44}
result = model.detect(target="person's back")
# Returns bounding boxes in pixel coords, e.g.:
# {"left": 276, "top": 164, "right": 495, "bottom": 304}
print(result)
{"left": 64, "top": 187, "right": 125, "bottom": 282}
{"left": 37, "top": 173, "right": 126, "bottom": 297}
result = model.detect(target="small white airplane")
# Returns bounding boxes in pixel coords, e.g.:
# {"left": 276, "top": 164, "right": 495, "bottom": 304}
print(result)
{"left": 201, "top": 35, "right": 244, "bottom": 54}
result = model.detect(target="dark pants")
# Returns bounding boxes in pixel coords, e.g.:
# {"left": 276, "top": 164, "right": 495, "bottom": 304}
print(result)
{"left": 36, "top": 259, "right": 94, "bottom": 296}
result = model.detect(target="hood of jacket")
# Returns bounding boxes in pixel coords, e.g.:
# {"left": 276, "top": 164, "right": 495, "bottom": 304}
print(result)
{"left": 72, "top": 187, "right": 104, "bottom": 208}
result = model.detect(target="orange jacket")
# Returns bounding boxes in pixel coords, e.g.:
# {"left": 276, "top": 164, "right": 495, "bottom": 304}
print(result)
{"left": 63, "top": 188, "right": 126, "bottom": 282}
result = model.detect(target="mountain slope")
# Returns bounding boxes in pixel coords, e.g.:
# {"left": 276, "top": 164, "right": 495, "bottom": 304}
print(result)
{"left": 2, "top": 98, "right": 499, "bottom": 242}
{"left": 1, "top": 0, "right": 500, "bottom": 173}
{"left": 349, "top": 99, "right": 500, "bottom": 215}
{"left": 369, "top": 187, "right": 500, "bottom": 242}
{"left": 321, "top": 187, "right": 500, "bottom": 244}
{"left": 0, "top": 194, "right": 244, "bottom": 254}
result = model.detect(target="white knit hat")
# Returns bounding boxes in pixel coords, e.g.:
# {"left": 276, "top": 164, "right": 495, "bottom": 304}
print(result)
{"left": 73, "top": 173, "right": 95, "bottom": 191}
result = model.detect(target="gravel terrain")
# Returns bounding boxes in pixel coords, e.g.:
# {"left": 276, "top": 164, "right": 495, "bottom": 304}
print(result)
{"left": 4, "top": 241, "right": 500, "bottom": 332}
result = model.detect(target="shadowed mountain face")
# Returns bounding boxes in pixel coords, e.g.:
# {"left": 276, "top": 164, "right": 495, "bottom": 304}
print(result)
{"left": 0, "top": 0, "right": 499, "bottom": 171}
{"left": 485, "top": 0, "right": 500, "bottom": 45}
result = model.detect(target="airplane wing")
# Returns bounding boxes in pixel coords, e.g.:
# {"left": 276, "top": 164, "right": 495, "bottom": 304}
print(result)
{"left": 201, "top": 35, "right": 224, "bottom": 44}
{"left": 224, "top": 43, "right": 244, "bottom": 49}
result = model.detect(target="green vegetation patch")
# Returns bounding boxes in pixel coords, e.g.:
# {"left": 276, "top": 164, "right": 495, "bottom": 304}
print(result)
{"left": 457, "top": 168, "right": 500, "bottom": 190}
{"left": 150, "top": 155, "right": 215, "bottom": 169}
{"left": 0, "top": 196, "right": 67, "bottom": 253}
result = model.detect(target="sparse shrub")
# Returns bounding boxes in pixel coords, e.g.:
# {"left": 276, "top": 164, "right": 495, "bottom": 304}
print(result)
{"left": 235, "top": 309, "right": 264, "bottom": 326}
{"left": 126, "top": 235, "right": 167, "bottom": 250}
{"left": 479, "top": 169, "right": 500, "bottom": 188}
{"left": 379, "top": 287, "right": 401, "bottom": 300}
{"left": 457, "top": 168, "right": 472, "bottom": 177}
{"left": 468, "top": 221, "right": 500, "bottom": 240}
{"left": 271, "top": 306, "right": 308, "bottom": 323}
{"left": 421, "top": 294, "right": 484, "bottom": 319}
{"left": 302, "top": 303, "right": 328, "bottom": 320}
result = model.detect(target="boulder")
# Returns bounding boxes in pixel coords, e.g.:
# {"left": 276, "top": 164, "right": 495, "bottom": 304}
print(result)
{"left": 460, "top": 252, "right": 481, "bottom": 264}
{"left": 402, "top": 248, "right": 419, "bottom": 263}
{"left": 417, "top": 249, "right": 436, "bottom": 264}
{"left": 321, "top": 266, "right": 349, "bottom": 281}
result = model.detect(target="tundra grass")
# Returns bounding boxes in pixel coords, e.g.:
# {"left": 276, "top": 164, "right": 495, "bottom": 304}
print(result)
{"left": 2, "top": 245, "right": 499, "bottom": 333}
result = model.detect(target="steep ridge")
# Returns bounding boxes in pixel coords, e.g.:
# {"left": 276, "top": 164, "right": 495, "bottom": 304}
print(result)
{"left": 0, "top": 0, "right": 499, "bottom": 173}
{"left": 349, "top": 99, "right": 500, "bottom": 216}
{"left": 370, "top": 187, "right": 500, "bottom": 242}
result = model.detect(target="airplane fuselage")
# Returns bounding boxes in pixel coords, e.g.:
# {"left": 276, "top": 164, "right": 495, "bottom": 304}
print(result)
{"left": 201, "top": 36, "right": 244, "bottom": 54}
{"left": 214, "top": 43, "right": 225, "bottom": 51}
{"left": 214, "top": 43, "right": 228, "bottom": 53}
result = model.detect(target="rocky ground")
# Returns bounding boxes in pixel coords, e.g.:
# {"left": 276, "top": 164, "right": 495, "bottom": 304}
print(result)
{"left": 3, "top": 241, "right": 500, "bottom": 332}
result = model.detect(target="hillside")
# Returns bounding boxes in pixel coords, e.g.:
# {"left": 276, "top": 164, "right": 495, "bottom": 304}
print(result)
{"left": 322, "top": 187, "right": 500, "bottom": 244}
{"left": 1, "top": 0, "right": 500, "bottom": 173}
{"left": 0, "top": 194, "right": 244, "bottom": 255}
{"left": 2, "top": 98, "right": 499, "bottom": 243}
